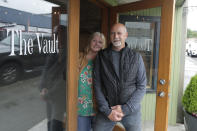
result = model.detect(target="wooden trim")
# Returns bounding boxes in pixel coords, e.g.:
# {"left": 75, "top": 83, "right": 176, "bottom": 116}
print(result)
{"left": 154, "top": 0, "right": 175, "bottom": 131}
{"left": 101, "top": 8, "right": 109, "bottom": 43}
{"left": 108, "top": 8, "right": 118, "bottom": 46}
{"left": 112, "top": 0, "right": 163, "bottom": 13}
{"left": 99, "top": 0, "right": 113, "bottom": 7}
{"left": 52, "top": 7, "right": 67, "bottom": 14}
{"left": 109, "top": 8, "right": 118, "bottom": 29}
{"left": 52, "top": 7, "right": 60, "bottom": 32}
{"left": 67, "top": 0, "right": 80, "bottom": 131}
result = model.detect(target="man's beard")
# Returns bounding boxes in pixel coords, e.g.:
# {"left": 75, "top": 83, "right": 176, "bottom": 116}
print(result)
{"left": 112, "top": 41, "right": 121, "bottom": 47}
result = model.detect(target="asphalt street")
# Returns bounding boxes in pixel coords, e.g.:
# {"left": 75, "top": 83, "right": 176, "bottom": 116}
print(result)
{"left": 184, "top": 55, "right": 197, "bottom": 89}
{"left": 0, "top": 76, "right": 46, "bottom": 131}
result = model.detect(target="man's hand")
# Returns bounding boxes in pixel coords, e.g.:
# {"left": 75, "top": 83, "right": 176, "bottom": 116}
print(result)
{"left": 108, "top": 109, "right": 124, "bottom": 122}
{"left": 111, "top": 105, "right": 124, "bottom": 116}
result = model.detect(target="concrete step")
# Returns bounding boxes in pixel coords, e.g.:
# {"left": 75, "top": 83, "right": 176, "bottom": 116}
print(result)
{"left": 28, "top": 119, "right": 185, "bottom": 131}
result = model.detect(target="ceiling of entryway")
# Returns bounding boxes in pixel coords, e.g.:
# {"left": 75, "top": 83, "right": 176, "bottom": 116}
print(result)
{"left": 45, "top": 0, "right": 185, "bottom": 8}
{"left": 45, "top": 0, "right": 67, "bottom": 6}
{"left": 44, "top": 0, "right": 142, "bottom": 6}
{"left": 116, "top": 0, "right": 141, "bottom": 4}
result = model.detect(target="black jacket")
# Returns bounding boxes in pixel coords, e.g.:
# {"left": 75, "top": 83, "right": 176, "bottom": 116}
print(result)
{"left": 93, "top": 43, "right": 147, "bottom": 116}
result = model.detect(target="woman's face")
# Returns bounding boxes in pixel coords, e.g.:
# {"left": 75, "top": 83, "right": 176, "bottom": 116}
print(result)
{"left": 90, "top": 35, "right": 103, "bottom": 52}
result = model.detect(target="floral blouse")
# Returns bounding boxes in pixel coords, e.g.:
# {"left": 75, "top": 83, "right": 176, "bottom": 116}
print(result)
{"left": 78, "top": 60, "right": 96, "bottom": 116}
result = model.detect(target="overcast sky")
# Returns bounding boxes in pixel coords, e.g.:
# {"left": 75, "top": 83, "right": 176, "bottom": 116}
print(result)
{"left": 187, "top": 0, "right": 197, "bottom": 31}
{"left": 0, "top": 0, "right": 58, "bottom": 14}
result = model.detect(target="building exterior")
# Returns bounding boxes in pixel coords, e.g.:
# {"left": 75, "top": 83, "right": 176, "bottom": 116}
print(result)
{"left": 0, "top": 0, "right": 187, "bottom": 131}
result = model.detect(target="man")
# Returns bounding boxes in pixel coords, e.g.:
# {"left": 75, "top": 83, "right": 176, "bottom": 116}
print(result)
{"left": 93, "top": 23, "right": 147, "bottom": 131}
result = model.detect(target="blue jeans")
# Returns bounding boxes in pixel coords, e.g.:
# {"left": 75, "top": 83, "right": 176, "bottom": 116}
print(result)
{"left": 93, "top": 111, "right": 141, "bottom": 131}
{"left": 77, "top": 116, "right": 95, "bottom": 131}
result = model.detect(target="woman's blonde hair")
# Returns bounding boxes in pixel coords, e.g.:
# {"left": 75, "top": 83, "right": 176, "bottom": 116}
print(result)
{"left": 83, "top": 32, "right": 106, "bottom": 55}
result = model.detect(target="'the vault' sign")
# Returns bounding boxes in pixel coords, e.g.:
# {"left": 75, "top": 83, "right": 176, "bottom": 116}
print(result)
{"left": 7, "top": 29, "right": 59, "bottom": 56}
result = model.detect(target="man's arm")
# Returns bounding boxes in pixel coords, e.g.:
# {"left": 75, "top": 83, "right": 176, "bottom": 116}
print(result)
{"left": 121, "top": 54, "right": 147, "bottom": 115}
{"left": 93, "top": 54, "right": 112, "bottom": 117}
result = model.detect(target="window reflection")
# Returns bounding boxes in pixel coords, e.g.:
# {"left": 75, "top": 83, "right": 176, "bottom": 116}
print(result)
{"left": 126, "top": 21, "right": 155, "bottom": 88}
{"left": 0, "top": 0, "right": 67, "bottom": 131}
{"left": 120, "top": 15, "right": 160, "bottom": 90}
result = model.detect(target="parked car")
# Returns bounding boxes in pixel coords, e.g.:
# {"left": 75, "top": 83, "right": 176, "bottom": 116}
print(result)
{"left": 0, "top": 32, "right": 52, "bottom": 85}
{"left": 0, "top": 30, "right": 7, "bottom": 41}
{"left": 186, "top": 42, "right": 197, "bottom": 57}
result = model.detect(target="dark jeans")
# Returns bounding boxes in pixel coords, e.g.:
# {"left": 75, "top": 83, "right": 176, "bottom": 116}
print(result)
{"left": 93, "top": 111, "right": 141, "bottom": 131}
{"left": 78, "top": 116, "right": 95, "bottom": 131}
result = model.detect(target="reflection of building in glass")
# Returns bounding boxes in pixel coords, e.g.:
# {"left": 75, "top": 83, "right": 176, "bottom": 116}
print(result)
{"left": 126, "top": 38, "right": 153, "bottom": 51}
{"left": 126, "top": 22, "right": 154, "bottom": 52}
{"left": 0, "top": 6, "right": 67, "bottom": 33}
{"left": 125, "top": 21, "right": 157, "bottom": 89}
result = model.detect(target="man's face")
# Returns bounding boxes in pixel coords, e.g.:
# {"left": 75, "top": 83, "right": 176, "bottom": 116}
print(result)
{"left": 110, "top": 24, "right": 128, "bottom": 47}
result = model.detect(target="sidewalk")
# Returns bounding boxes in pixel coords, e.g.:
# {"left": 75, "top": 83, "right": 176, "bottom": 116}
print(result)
{"left": 28, "top": 119, "right": 185, "bottom": 131}
{"left": 141, "top": 121, "right": 185, "bottom": 131}
{"left": 28, "top": 119, "right": 47, "bottom": 131}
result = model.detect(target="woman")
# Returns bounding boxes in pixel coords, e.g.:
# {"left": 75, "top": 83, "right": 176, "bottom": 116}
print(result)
{"left": 78, "top": 32, "right": 106, "bottom": 131}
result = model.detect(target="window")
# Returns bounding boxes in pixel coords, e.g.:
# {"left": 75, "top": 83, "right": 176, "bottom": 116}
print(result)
{"left": 0, "top": 0, "right": 68, "bottom": 130}
{"left": 119, "top": 15, "right": 161, "bottom": 91}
